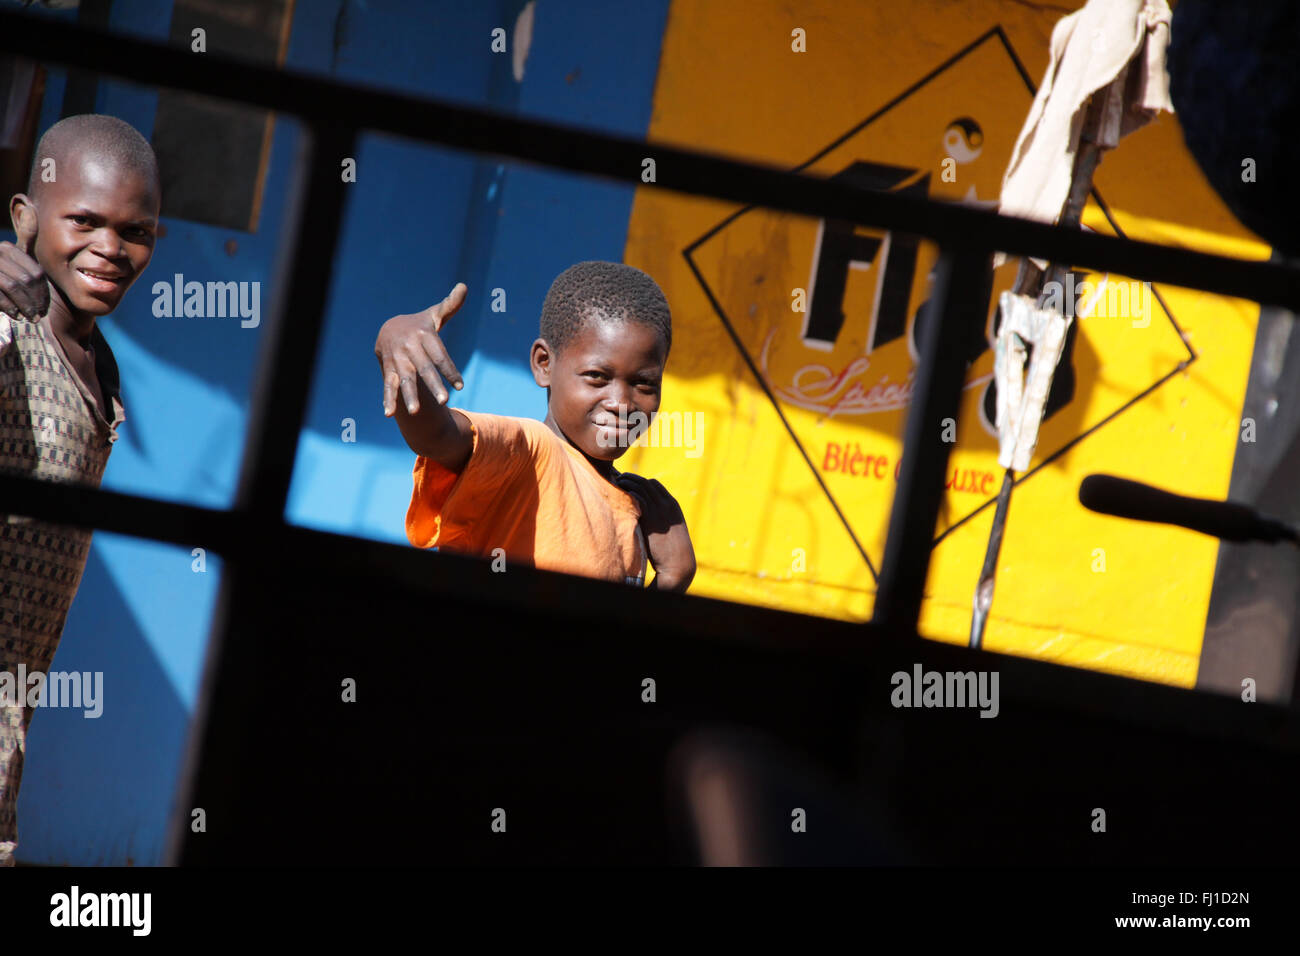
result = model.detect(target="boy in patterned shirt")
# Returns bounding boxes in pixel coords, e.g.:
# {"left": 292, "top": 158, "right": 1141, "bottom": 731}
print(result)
{"left": 0, "top": 114, "right": 159, "bottom": 865}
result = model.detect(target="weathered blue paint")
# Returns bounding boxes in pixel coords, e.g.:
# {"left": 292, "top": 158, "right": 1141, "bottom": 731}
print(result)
{"left": 6, "top": 0, "right": 669, "bottom": 864}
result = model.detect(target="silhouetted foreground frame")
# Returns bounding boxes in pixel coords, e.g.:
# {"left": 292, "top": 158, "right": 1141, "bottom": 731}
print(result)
{"left": 1, "top": 9, "right": 1298, "bottom": 865}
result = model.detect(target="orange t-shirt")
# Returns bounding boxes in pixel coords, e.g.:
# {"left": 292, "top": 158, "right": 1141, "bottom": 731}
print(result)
{"left": 405, "top": 410, "right": 648, "bottom": 586}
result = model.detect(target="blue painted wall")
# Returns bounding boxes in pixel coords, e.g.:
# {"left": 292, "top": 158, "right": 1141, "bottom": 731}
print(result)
{"left": 5, "top": 0, "right": 669, "bottom": 865}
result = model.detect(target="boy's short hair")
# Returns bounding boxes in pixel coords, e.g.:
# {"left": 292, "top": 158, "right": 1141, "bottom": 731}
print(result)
{"left": 540, "top": 260, "right": 671, "bottom": 355}
{"left": 28, "top": 114, "right": 159, "bottom": 197}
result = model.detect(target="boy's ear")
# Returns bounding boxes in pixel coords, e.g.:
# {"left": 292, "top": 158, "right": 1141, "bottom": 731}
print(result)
{"left": 530, "top": 337, "right": 554, "bottom": 388}
{"left": 9, "top": 194, "right": 38, "bottom": 256}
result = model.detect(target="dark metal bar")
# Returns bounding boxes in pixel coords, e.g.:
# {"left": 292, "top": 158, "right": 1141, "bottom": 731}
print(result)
{"left": 58, "top": 0, "right": 111, "bottom": 117}
{"left": 874, "top": 246, "right": 993, "bottom": 634}
{"left": 233, "top": 123, "right": 356, "bottom": 522}
{"left": 163, "top": 122, "right": 356, "bottom": 862}
{"left": 0, "top": 473, "right": 238, "bottom": 551}
{"left": 0, "top": 9, "right": 1297, "bottom": 313}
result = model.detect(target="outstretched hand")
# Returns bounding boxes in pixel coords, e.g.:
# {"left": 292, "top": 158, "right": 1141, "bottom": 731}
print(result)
{"left": 375, "top": 282, "right": 468, "bottom": 417}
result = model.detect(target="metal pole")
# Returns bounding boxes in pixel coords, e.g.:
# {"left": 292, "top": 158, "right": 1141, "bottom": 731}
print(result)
{"left": 875, "top": 245, "right": 993, "bottom": 635}
{"left": 969, "top": 115, "right": 1104, "bottom": 649}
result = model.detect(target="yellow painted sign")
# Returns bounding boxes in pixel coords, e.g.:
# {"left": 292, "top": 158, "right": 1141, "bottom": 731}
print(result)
{"left": 622, "top": 0, "right": 1270, "bottom": 686}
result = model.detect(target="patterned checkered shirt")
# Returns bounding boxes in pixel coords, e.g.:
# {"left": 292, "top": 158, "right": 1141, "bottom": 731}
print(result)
{"left": 0, "top": 304, "right": 124, "bottom": 865}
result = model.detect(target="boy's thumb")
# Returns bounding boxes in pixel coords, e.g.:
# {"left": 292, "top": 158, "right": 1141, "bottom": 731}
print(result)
{"left": 432, "top": 282, "right": 467, "bottom": 331}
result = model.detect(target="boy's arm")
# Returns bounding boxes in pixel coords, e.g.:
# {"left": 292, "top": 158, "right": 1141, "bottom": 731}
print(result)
{"left": 615, "top": 473, "right": 696, "bottom": 592}
{"left": 375, "top": 283, "right": 474, "bottom": 472}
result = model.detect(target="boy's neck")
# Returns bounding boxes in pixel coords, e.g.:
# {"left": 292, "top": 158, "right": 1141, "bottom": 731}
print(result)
{"left": 46, "top": 281, "right": 97, "bottom": 349}
{"left": 543, "top": 411, "right": 618, "bottom": 480}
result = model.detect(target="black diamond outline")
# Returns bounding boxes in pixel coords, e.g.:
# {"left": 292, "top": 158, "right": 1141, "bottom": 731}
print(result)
{"left": 681, "top": 25, "right": 1198, "bottom": 583}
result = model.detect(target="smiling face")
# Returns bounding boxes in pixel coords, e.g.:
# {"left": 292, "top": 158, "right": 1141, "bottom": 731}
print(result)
{"left": 532, "top": 311, "right": 669, "bottom": 465}
{"left": 17, "top": 149, "right": 159, "bottom": 318}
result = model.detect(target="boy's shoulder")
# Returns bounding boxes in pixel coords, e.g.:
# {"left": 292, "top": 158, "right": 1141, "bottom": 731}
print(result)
{"left": 443, "top": 411, "right": 556, "bottom": 473}
{"left": 453, "top": 412, "right": 591, "bottom": 479}
{"left": 457, "top": 410, "right": 557, "bottom": 446}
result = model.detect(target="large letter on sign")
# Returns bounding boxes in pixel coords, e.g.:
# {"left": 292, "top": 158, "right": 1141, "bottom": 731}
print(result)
{"left": 805, "top": 161, "right": 929, "bottom": 352}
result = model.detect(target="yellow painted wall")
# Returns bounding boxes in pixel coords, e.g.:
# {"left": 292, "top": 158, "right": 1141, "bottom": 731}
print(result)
{"left": 620, "top": 0, "right": 1271, "bottom": 686}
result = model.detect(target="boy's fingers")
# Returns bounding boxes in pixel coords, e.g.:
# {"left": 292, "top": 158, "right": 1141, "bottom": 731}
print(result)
{"left": 380, "top": 357, "right": 400, "bottom": 417}
{"left": 391, "top": 352, "right": 421, "bottom": 415}
{"left": 621, "top": 476, "right": 655, "bottom": 499}
{"left": 415, "top": 362, "right": 446, "bottom": 406}
{"left": 0, "top": 289, "right": 25, "bottom": 320}
{"left": 0, "top": 260, "right": 41, "bottom": 319}
{"left": 430, "top": 282, "right": 467, "bottom": 332}
{"left": 622, "top": 473, "right": 665, "bottom": 503}
{"left": 31, "top": 280, "right": 49, "bottom": 315}
{"left": 0, "top": 239, "right": 41, "bottom": 272}
{"left": 615, "top": 475, "right": 651, "bottom": 510}
{"left": 399, "top": 375, "right": 421, "bottom": 416}
{"left": 410, "top": 340, "right": 450, "bottom": 405}
{"left": 419, "top": 331, "right": 464, "bottom": 393}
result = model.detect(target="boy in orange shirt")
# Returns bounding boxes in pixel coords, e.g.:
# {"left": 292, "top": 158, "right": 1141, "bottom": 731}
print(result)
{"left": 376, "top": 261, "right": 695, "bottom": 591}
